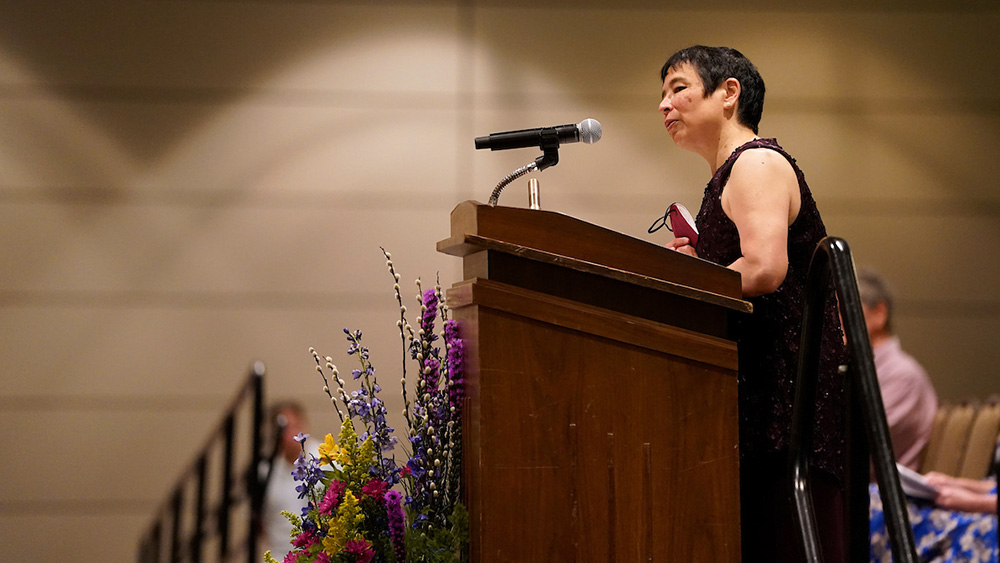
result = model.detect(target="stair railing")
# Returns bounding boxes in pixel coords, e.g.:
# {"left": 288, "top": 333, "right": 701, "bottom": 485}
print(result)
{"left": 789, "top": 236, "right": 918, "bottom": 562}
{"left": 137, "top": 361, "right": 276, "bottom": 563}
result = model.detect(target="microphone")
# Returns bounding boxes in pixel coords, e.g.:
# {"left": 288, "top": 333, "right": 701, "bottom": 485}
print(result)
{"left": 475, "top": 118, "right": 602, "bottom": 151}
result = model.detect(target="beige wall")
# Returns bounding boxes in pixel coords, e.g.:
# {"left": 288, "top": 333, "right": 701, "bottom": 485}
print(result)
{"left": 1, "top": 1, "right": 998, "bottom": 560}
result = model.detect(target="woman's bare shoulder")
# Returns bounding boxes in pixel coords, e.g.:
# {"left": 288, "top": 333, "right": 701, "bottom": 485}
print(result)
{"left": 730, "top": 147, "right": 795, "bottom": 180}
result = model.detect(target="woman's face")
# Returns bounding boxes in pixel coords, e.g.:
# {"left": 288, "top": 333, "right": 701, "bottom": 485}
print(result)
{"left": 659, "top": 62, "right": 727, "bottom": 151}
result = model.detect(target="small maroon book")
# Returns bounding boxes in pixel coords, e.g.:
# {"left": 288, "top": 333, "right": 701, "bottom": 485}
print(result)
{"left": 666, "top": 202, "right": 699, "bottom": 247}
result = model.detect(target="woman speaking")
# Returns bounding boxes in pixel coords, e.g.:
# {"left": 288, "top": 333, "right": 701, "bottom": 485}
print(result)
{"left": 659, "top": 45, "right": 848, "bottom": 563}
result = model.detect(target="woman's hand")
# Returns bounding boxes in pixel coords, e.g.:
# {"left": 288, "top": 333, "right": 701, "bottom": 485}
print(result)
{"left": 924, "top": 472, "right": 958, "bottom": 489}
{"left": 666, "top": 237, "right": 698, "bottom": 257}
{"left": 934, "top": 485, "right": 997, "bottom": 514}
{"left": 925, "top": 471, "right": 996, "bottom": 494}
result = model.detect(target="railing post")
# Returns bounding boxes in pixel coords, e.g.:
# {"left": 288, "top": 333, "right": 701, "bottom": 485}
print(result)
{"left": 191, "top": 454, "right": 207, "bottom": 563}
{"left": 170, "top": 489, "right": 184, "bottom": 562}
{"left": 788, "top": 239, "right": 827, "bottom": 561}
{"left": 789, "top": 236, "right": 918, "bottom": 562}
{"left": 138, "top": 522, "right": 161, "bottom": 563}
{"left": 248, "top": 360, "right": 266, "bottom": 563}
{"left": 151, "top": 522, "right": 162, "bottom": 563}
{"left": 219, "top": 413, "right": 235, "bottom": 561}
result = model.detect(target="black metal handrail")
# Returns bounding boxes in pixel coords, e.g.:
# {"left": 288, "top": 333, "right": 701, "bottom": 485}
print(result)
{"left": 789, "top": 236, "right": 918, "bottom": 562}
{"left": 137, "top": 361, "right": 273, "bottom": 563}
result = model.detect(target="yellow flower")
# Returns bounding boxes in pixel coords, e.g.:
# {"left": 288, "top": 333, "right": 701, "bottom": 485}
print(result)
{"left": 357, "top": 436, "right": 377, "bottom": 469}
{"left": 336, "top": 419, "right": 359, "bottom": 465}
{"left": 318, "top": 433, "right": 341, "bottom": 466}
{"left": 322, "top": 489, "right": 364, "bottom": 554}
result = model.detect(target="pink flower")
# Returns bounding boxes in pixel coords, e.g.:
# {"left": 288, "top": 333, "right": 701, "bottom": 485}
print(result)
{"left": 291, "top": 529, "right": 315, "bottom": 548}
{"left": 314, "top": 553, "right": 331, "bottom": 563}
{"left": 344, "top": 538, "right": 374, "bottom": 563}
{"left": 318, "top": 480, "right": 347, "bottom": 514}
{"left": 361, "top": 479, "right": 388, "bottom": 502}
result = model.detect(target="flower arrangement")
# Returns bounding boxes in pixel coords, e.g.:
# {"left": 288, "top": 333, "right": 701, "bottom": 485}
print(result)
{"left": 264, "top": 249, "right": 467, "bottom": 563}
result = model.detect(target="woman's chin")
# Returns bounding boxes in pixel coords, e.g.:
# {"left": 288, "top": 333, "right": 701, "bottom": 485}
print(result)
{"left": 669, "top": 134, "right": 691, "bottom": 150}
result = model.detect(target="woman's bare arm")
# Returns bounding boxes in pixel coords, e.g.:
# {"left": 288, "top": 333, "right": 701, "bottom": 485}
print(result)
{"left": 721, "top": 149, "right": 801, "bottom": 297}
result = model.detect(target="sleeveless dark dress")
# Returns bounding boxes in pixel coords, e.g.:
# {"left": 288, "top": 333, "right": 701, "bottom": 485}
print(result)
{"left": 694, "top": 138, "right": 847, "bottom": 562}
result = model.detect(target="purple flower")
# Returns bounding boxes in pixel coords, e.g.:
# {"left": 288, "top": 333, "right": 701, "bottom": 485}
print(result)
{"left": 338, "top": 327, "right": 401, "bottom": 483}
{"left": 423, "top": 357, "right": 441, "bottom": 389}
{"left": 421, "top": 289, "right": 438, "bottom": 334}
{"left": 291, "top": 454, "right": 324, "bottom": 498}
{"left": 351, "top": 400, "right": 371, "bottom": 418}
{"left": 291, "top": 455, "right": 309, "bottom": 480}
{"left": 406, "top": 457, "right": 426, "bottom": 479}
{"left": 443, "top": 318, "right": 460, "bottom": 342}
{"left": 385, "top": 490, "right": 407, "bottom": 562}
{"left": 293, "top": 432, "right": 309, "bottom": 444}
{"left": 444, "top": 320, "right": 465, "bottom": 410}
{"left": 299, "top": 510, "right": 319, "bottom": 535}
{"left": 411, "top": 513, "right": 428, "bottom": 529}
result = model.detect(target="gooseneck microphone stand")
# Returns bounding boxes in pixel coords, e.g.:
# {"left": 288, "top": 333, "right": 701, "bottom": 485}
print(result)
{"left": 487, "top": 130, "right": 560, "bottom": 207}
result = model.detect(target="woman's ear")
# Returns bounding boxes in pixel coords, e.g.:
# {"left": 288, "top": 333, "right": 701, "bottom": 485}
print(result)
{"left": 723, "top": 77, "right": 741, "bottom": 109}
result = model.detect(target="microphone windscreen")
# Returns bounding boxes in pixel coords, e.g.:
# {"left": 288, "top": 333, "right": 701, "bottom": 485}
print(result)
{"left": 578, "top": 118, "right": 602, "bottom": 144}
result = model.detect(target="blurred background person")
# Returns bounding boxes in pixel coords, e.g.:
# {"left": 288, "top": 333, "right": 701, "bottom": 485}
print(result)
{"left": 260, "top": 400, "right": 312, "bottom": 560}
{"left": 858, "top": 267, "right": 938, "bottom": 470}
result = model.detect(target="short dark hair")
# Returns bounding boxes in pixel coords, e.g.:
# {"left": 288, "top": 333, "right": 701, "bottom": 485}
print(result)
{"left": 857, "top": 267, "right": 895, "bottom": 333}
{"left": 660, "top": 45, "right": 766, "bottom": 134}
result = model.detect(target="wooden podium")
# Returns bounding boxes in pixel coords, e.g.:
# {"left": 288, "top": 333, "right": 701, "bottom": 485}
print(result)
{"left": 437, "top": 201, "right": 752, "bottom": 562}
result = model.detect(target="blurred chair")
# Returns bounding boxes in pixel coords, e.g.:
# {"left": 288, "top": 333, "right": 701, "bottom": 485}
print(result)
{"left": 957, "top": 401, "right": 1000, "bottom": 479}
{"left": 919, "top": 404, "right": 953, "bottom": 473}
{"left": 921, "top": 403, "right": 976, "bottom": 476}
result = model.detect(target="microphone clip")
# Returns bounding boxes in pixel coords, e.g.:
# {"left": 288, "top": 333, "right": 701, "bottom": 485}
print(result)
{"left": 533, "top": 128, "right": 561, "bottom": 171}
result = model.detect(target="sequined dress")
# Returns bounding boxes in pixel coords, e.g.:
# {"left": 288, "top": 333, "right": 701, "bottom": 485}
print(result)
{"left": 693, "top": 138, "right": 847, "bottom": 478}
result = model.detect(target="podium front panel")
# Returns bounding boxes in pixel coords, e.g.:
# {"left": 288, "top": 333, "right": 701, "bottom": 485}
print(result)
{"left": 452, "top": 279, "right": 740, "bottom": 563}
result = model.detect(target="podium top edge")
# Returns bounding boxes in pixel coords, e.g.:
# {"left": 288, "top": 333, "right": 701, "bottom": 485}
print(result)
{"left": 437, "top": 200, "right": 747, "bottom": 303}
